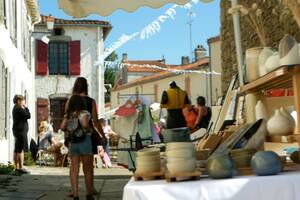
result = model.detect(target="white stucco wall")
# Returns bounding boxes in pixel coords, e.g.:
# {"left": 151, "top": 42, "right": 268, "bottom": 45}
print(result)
{"left": 34, "top": 26, "right": 104, "bottom": 103}
{"left": 0, "top": 0, "right": 36, "bottom": 163}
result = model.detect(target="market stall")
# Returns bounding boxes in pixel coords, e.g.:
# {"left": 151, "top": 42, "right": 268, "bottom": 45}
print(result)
{"left": 124, "top": 171, "right": 300, "bottom": 200}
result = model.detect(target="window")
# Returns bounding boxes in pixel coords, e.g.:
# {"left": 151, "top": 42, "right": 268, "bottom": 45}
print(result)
{"left": 48, "top": 42, "right": 69, "bottom": 75}
{"left": 50, "top": 98, "right": 67, "bottom": 132}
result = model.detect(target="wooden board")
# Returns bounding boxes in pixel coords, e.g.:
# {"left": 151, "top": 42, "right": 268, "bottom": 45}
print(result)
{"left": 236, "top": 162, "right": 300, "bottom": 176}
{"left": 134, "top": 170, "right": 165, "bottom": 181}
{"left": 165, "top": 171, "right": 201, "bottom": 182}
{"left": 266, "top": 134, "right": 300, "bottom": 143}
{"left": 214, "top": 75, "right": 238, "bottom": 133}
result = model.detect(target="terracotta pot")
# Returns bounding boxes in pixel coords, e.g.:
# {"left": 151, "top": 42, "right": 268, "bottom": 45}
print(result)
{"left": 267, "top": 109, "right": 290, "bottom": 136}
{"left": 246, "top": 47, "right": 264, "bottom": 82}
{"left": 265, "top": 52, "right": 280, "bottom": 72}
{"left": 166, "top": 142, "right": 194, "bottom": 151}
{"left": 259, "top": 47, "right": 274, "bottom": 76}
{"left": 245, "top": 93, "right": 258, "bottom": 124}
{"left": 279, "top": 34, "right": 299, "bottom": 66}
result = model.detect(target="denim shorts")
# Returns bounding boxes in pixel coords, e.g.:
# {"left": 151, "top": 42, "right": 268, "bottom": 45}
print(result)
{"left": 69, "top": 135, "right": 93, "bottom": 156}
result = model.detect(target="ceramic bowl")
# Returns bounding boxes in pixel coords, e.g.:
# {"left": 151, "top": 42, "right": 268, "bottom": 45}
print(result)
{"left": 136, "top": 161, "right": 161, "bottom": 173}
{"left": 162, "top": 127, "right": 191, "bottom": 143}
{"left": 167, "top": 159, "right": 196, "bottom": 174}
{"left": 136, "top": 155, "right": 160, "bottom": 163}
{"left": 230, "top": 148, "right": 257, "bottom": 157}
{"left": 232, "top": 154, "right": 253, "bottom": 168}
{"left": 137, "top": 148, "right": 160, "bottom": 157}
{"left": 166, "top": 142, "right": 195, "bottom": 151}
{"left": 166, "top": 149, "right": 195, "bottom": 158}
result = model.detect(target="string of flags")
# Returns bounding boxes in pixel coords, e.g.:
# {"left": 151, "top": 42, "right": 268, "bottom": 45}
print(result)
{"left": 103, "top": 60, "right": 221, "bottom": 75}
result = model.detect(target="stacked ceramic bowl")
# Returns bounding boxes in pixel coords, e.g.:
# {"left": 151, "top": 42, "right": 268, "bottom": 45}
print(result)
{"left": 136, "top": 148, "right": 161, "bottom": 174}
{"left": 166, "top": 142, "right": 196, "bottom": 174}
{"left": 230, "top": 148, "right": 257, "bottom": 168}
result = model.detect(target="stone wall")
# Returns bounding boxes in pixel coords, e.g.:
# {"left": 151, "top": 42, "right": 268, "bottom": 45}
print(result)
{"left": 220, "top": 0, "right": 300, "bottom": 94}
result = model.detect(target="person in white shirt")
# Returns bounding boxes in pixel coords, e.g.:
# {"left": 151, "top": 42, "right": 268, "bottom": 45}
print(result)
{"left": 99, "top": 118, "right": 116, "bottom": 157}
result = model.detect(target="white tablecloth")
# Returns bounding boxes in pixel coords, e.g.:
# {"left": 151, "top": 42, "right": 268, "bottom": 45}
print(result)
{"left": 123, "top": 172, "right": 300, "bottom": 200}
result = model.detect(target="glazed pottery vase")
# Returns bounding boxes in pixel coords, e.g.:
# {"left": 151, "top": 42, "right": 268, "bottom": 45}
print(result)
{"left": 259, "top": 47, "right": 274, "bottom": 76}
{"left": 206, "top": 154, "right": 234, "bottom": 179}
{"left": 265, "top": 52, "right": 280, "bottom": 73}
{"left": 279, "top": 34, "right": 299, "bottom": 66}
{"left": 246, "top": 47, "right": 264, "bottom": 82}
{"left": 251, "top": 151, "right": 282, "bottom": 176}
{"left": 255, "top": 100, "right": 268, "bottom": 121}
{"left": 280, "top": 107, "right": 295, "bottom": 132}
{"left": 267, "top": 109, "right": 290, "bottom": 136}
{"left": 245, "top": 93, "right": 258, "bottom": 123}
{"left": 244, "top": 119, "right": 267, "bottom": 150}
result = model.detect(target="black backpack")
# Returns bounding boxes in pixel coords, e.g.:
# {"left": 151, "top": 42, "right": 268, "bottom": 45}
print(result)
{"left": 65, "top": 112, "right": 87, "bottom": 143}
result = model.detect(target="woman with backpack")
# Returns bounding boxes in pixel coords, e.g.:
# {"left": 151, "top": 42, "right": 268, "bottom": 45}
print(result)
{"left": 61, "top": 77, "right": 104, "bottom": 200}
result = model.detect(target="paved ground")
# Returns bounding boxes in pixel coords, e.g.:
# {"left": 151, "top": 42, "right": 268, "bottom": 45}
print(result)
{"left": 0, "top": 165, "right": 132, "bottom": 200}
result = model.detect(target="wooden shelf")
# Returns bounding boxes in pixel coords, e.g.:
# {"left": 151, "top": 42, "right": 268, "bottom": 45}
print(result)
{"left": 239, "top": 66, "right": 300, "bottom": 94}
{"left": 266, "top": 134, "right": 300, "bottom": 143}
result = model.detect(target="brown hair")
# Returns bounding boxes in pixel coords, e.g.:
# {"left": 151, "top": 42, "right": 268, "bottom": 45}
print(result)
{"left": 72, "top": 77, "right": 88, "bottom": 95}
{"left": 13, "top": 95, "right": 24, "bottom": 104}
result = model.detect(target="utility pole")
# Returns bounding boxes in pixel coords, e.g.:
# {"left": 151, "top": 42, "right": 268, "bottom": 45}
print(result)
{"left": 187, "top": 11, "right": 195, "bottom": 61}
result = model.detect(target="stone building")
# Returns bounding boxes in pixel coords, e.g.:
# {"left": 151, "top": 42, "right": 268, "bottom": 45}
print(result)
{"left": 33, "top": 15, "right": 112, "bottom": 132}
{"left": 0, "top": 0, "right": 40, "bottom": 163}
{"left": 220, "top": 0, "right": 300, "bottom": 94}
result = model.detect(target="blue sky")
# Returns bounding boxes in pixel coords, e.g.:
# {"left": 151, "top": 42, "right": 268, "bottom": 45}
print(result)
{"left": 38, "top": 0, "right": 220, "bottom": 64}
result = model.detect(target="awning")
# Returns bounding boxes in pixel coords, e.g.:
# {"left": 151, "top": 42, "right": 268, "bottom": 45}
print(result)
{"left": 58, "top": 0, "right": 190, "bottom": 18}
{"left": 114, "top": 101, "right": 137, "bottom": 117}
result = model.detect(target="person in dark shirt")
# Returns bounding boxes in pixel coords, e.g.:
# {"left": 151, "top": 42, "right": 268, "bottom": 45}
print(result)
{"left": 160, "top": 81, "right": 190, "bottom": 129}
{"left": 12, "top": 95, "right": 31, "bottom": 174}
{"left": 194, "top": 96, "right": 212, "bottom": 130}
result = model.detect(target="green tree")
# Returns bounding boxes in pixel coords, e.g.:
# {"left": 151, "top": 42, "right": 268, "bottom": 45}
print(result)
{"left": 104, "top": 52, "right": 119, "bottom": 103}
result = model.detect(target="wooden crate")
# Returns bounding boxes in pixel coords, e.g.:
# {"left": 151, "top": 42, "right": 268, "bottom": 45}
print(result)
{"left": 165, "top": 171, "right": 201, "bottom": 182}
{"left": 134, "top": 170, "right": 165, "bottom": 181}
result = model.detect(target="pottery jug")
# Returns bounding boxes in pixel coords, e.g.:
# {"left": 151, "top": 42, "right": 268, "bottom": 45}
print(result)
{"left": 246, "top": 47, "right": 264, "bottom": 82}
{"left": 259, "top": 47, "right": 274, "bottom": 76}
{"left": 255, "top": 100, "right": 268, "bottom": 121}
{"left": 267, "top": 109, "right": 290, "bottom": 136}
{"left": 245, "top": 93, "right": 258, "bottom": 123}
{"left": 206, "top": 154, "right": 234, "bottom": 179}
{"left": 251, "top": 151, "right": 282, "bottom": 176}
{"left": 280, "top": 107, "right": 295, "bottom": 132}
{"left": 279, "top": 34, "right": 299, "bottom": 66}
{"left": 265, "top": 52, "right": 280, "bottom": 73}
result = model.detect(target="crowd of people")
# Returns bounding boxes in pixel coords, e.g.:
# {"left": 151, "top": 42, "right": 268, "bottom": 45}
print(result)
{"left": 11, "top": 79, "right": 210, "bottom": 200}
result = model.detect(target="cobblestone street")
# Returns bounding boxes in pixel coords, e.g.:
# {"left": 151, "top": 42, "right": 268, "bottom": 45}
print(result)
{"left": 0, "top": 165, "right": 131, "bottom": 200}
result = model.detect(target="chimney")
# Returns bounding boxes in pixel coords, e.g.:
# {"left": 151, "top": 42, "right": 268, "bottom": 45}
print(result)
{"left": 194, "top": 45, "right": 207, "bottom": 61}
{"left": 181, "top": 56, "right": 190, "bottom": 65}
{"left": 122, "top": 53, "right": 128, "bottom": 62}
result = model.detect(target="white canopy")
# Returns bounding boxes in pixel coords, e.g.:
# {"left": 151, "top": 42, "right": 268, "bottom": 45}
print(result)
{"left": 59, "top": 0, "right": 192, "bottom": 18}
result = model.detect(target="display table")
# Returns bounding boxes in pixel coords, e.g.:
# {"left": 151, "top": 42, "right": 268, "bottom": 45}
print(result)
{"left": 123, "top": 172, "right": 300, "bottom": 200}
